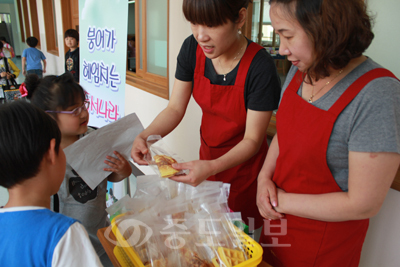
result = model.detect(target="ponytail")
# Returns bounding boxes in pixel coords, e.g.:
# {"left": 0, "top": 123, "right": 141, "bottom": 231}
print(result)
{"left": 27, "top": 72, "right": 86, "bottom": 116}
{"left": 24, "top": 74, "right": 41, "bottom": 99}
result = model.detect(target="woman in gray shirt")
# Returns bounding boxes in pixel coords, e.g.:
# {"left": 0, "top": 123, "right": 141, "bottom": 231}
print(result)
{"left": 257, "top": 0, "right": 400, "bottom": 266}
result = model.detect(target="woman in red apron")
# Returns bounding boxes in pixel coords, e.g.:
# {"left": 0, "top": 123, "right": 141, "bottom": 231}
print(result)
{"left": 132, "top": 0, "right": 280, "bottom": 229}
{"left": 131, "top": 0, "right": 281, "bottom": 229}
{"left": 257, "top": 0, "right": 400, "bottom": 266}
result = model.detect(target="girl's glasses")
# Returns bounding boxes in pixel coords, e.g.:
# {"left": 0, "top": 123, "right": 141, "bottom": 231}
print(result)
{"left": 46, "top": 101, "right": 90, "bottom": 117}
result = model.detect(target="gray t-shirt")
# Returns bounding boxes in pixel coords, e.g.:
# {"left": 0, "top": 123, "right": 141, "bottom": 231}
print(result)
{"left": 58, "top": 128, "right": 109, "bottom": 256}
{"left": 281, "top": 58, "right": 400, "bottom": 191}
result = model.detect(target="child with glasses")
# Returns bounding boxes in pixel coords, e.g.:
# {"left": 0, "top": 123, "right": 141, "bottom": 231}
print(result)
{"left": 25, "top": 72, "right": 132, "bottom": 267}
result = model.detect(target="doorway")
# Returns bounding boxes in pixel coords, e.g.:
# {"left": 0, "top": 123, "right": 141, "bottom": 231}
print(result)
{"left": 61, "top": 0, "right": 79, "bottom": 54}
{"left": 0, "top": 13, "right": 14, "bottom": 53}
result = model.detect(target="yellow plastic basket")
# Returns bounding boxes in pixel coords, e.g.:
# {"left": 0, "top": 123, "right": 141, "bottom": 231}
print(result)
{"left": 113, "top": 244, "right": 135, "bottom": 267}
{"left": 111, "top": 214, "right": 263, "bottom": 267}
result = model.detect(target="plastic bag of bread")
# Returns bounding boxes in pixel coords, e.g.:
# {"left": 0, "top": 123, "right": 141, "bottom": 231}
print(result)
{"left": 134, "top": 219, "right": 212, "bottom": 267}
{"left": 150, "top": 193, "right": 189, "bottom": 225}
{"left": 145, "top": 135, "right": 188, "bottom": 178}
{"left": 206, "top": 212, "right": 248, "bottom": 267}
{"left": 161, "top": 225, "right": 213, "bottom": 267}
{"left": 115, "top": 212, "right": 167, "bottom": 265}
{"left": 183, "top": 210, "right": 247, "bottom": 267}
{"left": 166, "top": 241, "right": 214, "bottom": 267}
{"left": 183, "top": 211, "right": 216, "bottom": 262}
{"left": 184, "top": 205, "right": 248, "bottom": 267}
{"left": 142, "top": 225, "right": 169, "bottom": 267}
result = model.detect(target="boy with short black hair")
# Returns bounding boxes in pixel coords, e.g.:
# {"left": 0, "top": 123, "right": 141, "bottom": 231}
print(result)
{"left": 64, "top": 29, "right": 80, "bottom": 82}
{"left": 0, "top": 101, "right": 102, "bottom": 266}
{"left": 22, "top": 36, "right": 46, "bottom": 78}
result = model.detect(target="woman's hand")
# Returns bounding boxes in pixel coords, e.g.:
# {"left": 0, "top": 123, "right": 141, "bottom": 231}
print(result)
{"left": 104, "top": 151, "right": 132, "bottom": 180}
{"left": 131, "top": 136, "right": 149, "bottom": 165}
{"left": 0, "top": 71, "right": 6, "bottom": 78}
{"left": 257, "top": 178, "right": 285, "bottom": 220}
{"left": 168, "top": 160, "right": 216, "bottom": 187}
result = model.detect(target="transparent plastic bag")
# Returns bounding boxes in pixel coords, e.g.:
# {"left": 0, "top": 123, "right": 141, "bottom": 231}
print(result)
{"left": 111, "top": 169, "right": 247, "bottom": 266}
{"left": 145, "top": 135, "right": 188, "bottom": 178}
{"left": 200, "top": 210, "right": 248, "bottom": 267}
{"left": 143, "top": 225, "right": 169, "bottom": 267}
{"left": 105, "top": 195, "right": 136, "bottom": 221}
{"left": 161, "top": 225, "right": 213, "bottom": 267}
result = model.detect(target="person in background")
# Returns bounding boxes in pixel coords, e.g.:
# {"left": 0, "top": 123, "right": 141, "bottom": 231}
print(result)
{"left": 0, "top": 42, "right": 20, "bottom": 87}
{"left": 22, "top": 36, "right": 46, "bottom": 78}
{"left": 131, "top": 0, "right": 281, "bottom": 231}
{"left": 257, "top": 0, "right": 400, "bottom": 266}
{"left": 25, "top": 72, "right": 131, "bottom": 267}
{"left": 128, "top": 36, "right": 136, "bottom": 58}
{"left": 127, "top": 36, "right": 136, "bottom": 71}
{"left": 64, "top": 29, "right": 80, "bottom": 82}
{"left": 0, "top": 101, "right": 102, "bottom": 267}
{"left": 0, "top": 37, "right": 15, "bottom": 58}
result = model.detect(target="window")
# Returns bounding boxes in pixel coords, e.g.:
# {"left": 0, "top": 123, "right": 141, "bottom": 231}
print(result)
{"left": 246, "top": 1, "right": 290, "bottom": 79}
{"left": 16, "top": 0, "right": 25, "bottom": 42}
{"left": 21, "top": 0, "right": 31, "bottom": 40}
{"left": 29, "top": 0, "right": 41, "bottom": 47}
{"left": 15, "top": 0, "right": 41, "bottom": 47}
{"left": 251, "top": 0, "right": 279, "bottom": 47}
{"left": 126, "top": 0, "right": 169, "bottom": 99}
{"left": 42, "top": 0, "right": 58, "bottom": 56}
{"left": 0, "top": 14, "right": 14, "bottom": 50}
{"left": 0, "top": 14, "right": 11, "bottom": 24}
{"left": 61, "top": 0, "right": 79, "bottom": 55}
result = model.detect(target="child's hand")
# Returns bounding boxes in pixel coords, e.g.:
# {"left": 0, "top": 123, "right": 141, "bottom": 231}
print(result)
{"left": 104, "top": 151, "right": 132, "bottom": 180}
{"left": 6, "top": 72, "right": 14, "bottom": 79}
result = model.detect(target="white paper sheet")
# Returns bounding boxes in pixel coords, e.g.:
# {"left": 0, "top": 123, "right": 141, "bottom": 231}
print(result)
{"left": 64, "top": 113, "right": 144, "bottom": 189}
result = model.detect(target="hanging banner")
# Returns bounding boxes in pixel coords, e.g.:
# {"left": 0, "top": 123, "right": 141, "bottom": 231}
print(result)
{"left": 79, "top": 0, "right": 128, "bottom": 128}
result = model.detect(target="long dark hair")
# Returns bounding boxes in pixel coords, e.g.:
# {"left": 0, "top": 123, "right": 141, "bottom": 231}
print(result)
{"left": 270, "top": 0, "right": 374, "bottom": 81}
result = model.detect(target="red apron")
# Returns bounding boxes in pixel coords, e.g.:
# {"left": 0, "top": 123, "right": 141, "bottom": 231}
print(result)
{"left": 260, "top": 68, "right": 397, "bottom": 266}
{"left": 192, "top": 42, "right": 267, "bottom": 229}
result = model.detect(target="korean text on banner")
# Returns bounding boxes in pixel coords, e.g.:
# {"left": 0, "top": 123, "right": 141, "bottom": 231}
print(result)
{"left": 79, "top": 0, "right": 129, "bottom": 128}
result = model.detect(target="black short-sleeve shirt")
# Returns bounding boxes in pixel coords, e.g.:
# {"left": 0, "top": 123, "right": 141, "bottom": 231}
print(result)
{"left": 175, "top": 35, "right": 281, "bottom": 111}
{"left": 65, "top": 47, "right": 80, "bottom": 83}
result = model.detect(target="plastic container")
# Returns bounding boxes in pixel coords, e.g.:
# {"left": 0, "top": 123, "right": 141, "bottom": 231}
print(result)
{"left": 111, "top": 214, "right": 263, "bottom": 267}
